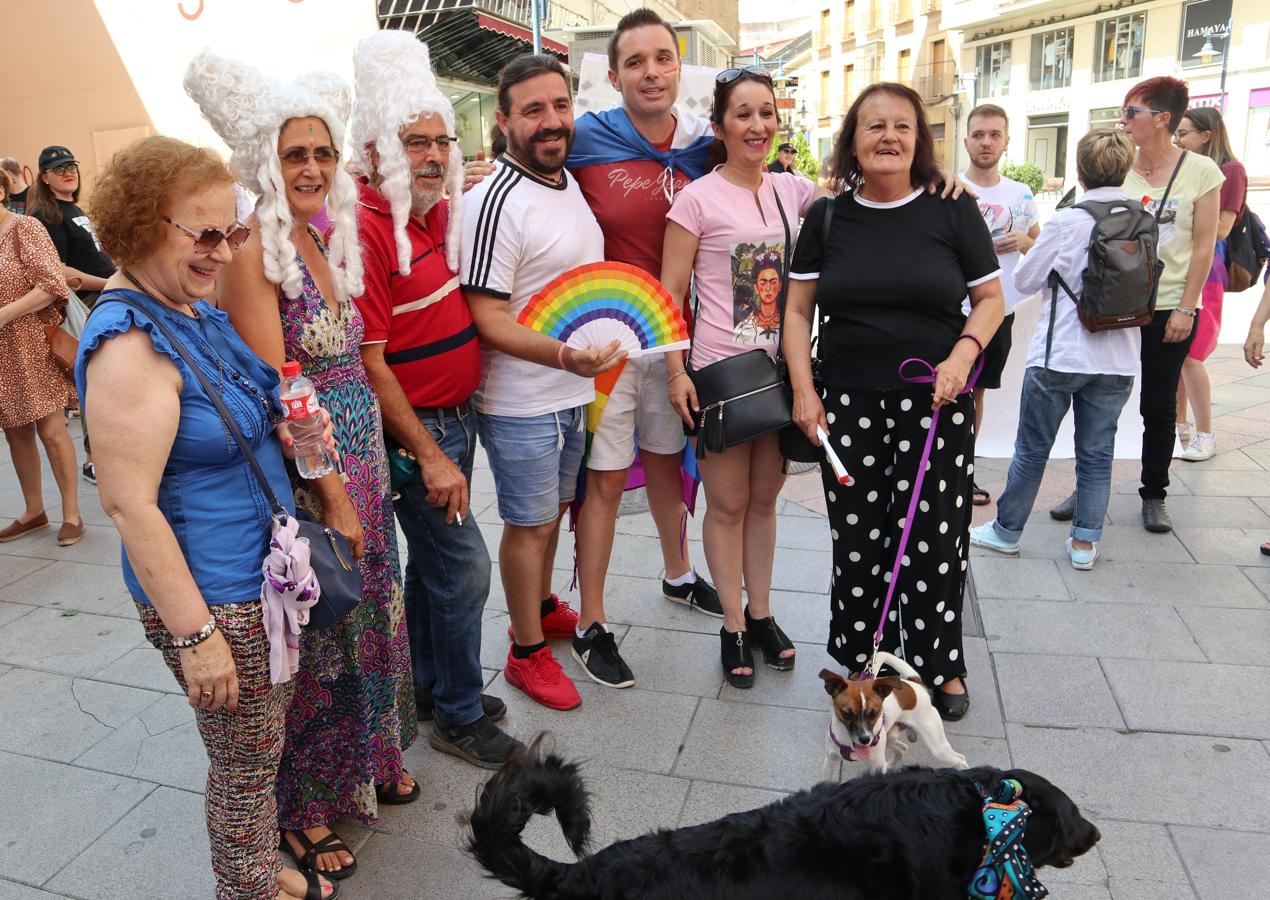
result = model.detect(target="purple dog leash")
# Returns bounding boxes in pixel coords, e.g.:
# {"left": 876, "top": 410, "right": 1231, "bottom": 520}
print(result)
{"left": 866, "top": 350, "right": 984, "bottom": 673}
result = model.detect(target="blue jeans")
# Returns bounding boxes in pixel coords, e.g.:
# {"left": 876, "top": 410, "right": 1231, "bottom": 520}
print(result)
{"left": 993, "top": 367, "right": 1134, "bottom": 544}
{"left": 393, "top": 406, "right": 490, "bottom": 727}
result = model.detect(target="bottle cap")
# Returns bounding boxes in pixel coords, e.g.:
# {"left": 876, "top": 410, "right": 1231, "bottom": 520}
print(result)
{"left": 282, "top": 361, "right": 301, "bottom": 377}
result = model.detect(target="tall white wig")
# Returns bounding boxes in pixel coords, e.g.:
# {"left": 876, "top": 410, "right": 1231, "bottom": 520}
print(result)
{"left": 349, "top": 30, "right": 464, "bottom": 275}
{"left": 183, "top": 50, "right": 364, "bottom": 302}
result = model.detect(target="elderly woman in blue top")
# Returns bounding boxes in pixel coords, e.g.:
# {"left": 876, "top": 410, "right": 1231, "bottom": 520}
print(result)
{"left": 74, "top": 136, "right": 338, "bottom": 900}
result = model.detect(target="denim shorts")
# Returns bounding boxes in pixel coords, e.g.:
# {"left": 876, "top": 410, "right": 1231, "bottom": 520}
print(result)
{"left": 477, "top": 406, "right": 586, "bottom": 527}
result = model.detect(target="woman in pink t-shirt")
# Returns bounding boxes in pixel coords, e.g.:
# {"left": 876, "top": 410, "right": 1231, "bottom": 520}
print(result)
{"left": 661, "top": 67, "right": 824, "bottom": 688}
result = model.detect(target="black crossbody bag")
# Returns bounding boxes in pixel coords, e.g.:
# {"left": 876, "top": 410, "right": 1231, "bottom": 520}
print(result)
{"left": 96, "top": 296, "right": 362, "bottom": 629}
{"left": 686, "top": 185, "right": 794, "bottom": 458}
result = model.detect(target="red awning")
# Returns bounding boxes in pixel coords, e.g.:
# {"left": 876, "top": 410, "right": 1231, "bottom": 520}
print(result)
{"left": 476, "top": 13, "right": 568, "bottom": 55}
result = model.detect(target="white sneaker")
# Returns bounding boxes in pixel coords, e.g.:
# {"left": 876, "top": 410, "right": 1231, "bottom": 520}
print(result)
{"left": 1179, "top": 431, "right": 1215, "bottom": 462}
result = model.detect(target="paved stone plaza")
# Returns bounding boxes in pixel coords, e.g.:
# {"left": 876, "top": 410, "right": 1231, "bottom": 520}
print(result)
{"left": 2, "top": 344, "right": 1269, "bottom": 898}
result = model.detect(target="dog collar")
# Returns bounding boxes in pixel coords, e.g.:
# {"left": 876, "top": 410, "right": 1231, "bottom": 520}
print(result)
{"left": 828, "top": 715, "right": 885, "bottom": 762}
{"left": 967, "top": 779, "right": 1048, "bottom": 899}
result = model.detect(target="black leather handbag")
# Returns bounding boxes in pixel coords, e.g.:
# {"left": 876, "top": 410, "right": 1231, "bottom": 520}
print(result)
{"left": 97, "top": 296, "right": 362, "bottom": 629}
{"left": 687, "top": 185, "right": 795, "bottom": 458}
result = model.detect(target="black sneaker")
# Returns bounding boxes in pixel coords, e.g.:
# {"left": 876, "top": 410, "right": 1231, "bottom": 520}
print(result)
{"left": 663, "top": 575, "right": 724, "bottom": 618}
{"left": 416, "top": 692, "right": 506, "bottom": 724}
{"left": 428, "top": 714, "right": 524, "bottom": 770}
{"left": 570, "top": 622, "right": 635, "bottom": 688}
{"left": 81, "top": 462, "right": 96, "bottom": 485}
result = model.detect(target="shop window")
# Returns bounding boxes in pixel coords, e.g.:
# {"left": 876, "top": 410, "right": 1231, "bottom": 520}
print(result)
{"left": 1030, "top": 27, "right": 1074, "bottom": 92}
{"left": 1094, "top": 13, "right": 1146, "bottom": 82}
{"left": 976, "top": 41, "right": 1011, "bottom": 97}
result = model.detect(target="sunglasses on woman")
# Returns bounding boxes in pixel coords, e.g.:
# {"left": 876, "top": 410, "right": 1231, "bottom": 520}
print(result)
{"left": 48, "top": 163, "right": 79, "bottom": 177}
{"left": 1120, "top": 106, "right": 1162, "bottom": 120}
{"left": 278, "top": 147, "right": 341, "bottom": 168}
{"left": 716, "top": 65, "right": 772, "bottom": 84}
{"left": 164, "top": 217, "right": 252, "bottom": 254}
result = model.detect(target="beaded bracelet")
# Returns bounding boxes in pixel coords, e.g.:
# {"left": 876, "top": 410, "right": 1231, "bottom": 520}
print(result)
{"left": 956, "top": 333, "right": 985, "bottom": 354}
{"left": 171, "top": 616, "right": 217, "bottom": 649}
{"left": 1172, "top": 307, "right": 1197, "bottom": 318}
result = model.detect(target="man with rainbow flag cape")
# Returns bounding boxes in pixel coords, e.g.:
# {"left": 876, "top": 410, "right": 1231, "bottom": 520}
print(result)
{"left": 564, "top": 8, "right": 725, "bottom": 689}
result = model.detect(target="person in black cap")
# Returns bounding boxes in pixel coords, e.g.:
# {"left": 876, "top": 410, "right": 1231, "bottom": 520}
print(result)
{"left": 767, "top": 141, "right": 796, "bottom": 173}
{"left": 27, "top": 146, "right": 114, "bottom": 306}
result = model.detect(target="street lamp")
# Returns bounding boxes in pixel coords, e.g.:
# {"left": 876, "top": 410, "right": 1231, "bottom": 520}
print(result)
{"left": 1192, "top": 17, "right": 1232, "bottom": 111}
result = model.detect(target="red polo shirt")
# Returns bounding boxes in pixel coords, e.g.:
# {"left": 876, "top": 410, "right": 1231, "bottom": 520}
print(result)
{"left": 351, "top": 181, "right": 480, "bottom": 407}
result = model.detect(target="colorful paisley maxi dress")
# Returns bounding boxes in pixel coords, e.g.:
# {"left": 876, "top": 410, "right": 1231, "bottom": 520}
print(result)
{"left": 275, "top": 237, "right": 417, "bottom": 829}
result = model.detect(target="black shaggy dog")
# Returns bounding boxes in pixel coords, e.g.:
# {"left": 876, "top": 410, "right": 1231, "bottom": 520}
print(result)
{"left": 467, "top": 747, "right": 1099, "bottom": 900}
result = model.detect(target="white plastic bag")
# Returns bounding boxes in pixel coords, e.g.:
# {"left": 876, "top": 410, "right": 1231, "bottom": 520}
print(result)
{"left": 60, "top": 290, "right": 90, "bottom": 340}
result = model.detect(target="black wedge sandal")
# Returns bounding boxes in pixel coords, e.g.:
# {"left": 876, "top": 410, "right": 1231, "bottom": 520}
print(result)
{"left": 720, "top": 627, "right": 755, "bottom": 689}
{"left": 744, "top": 606, "right": 796, "bottom": 671}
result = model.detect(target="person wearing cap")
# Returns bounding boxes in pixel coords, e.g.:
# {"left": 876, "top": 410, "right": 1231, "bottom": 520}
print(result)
{"left": 349, "top": 31, "right": 523, "bottom": 764}
{"left": 768, "top": 142, "right": 797, "bottom": 174}
{"left": 26, "top": 145, "right": 114, "bottom": 305}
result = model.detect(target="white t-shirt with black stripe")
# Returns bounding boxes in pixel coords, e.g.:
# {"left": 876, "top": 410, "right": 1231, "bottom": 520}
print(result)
{"left": 461, "top": 156, "right": 604, "bottom": 417}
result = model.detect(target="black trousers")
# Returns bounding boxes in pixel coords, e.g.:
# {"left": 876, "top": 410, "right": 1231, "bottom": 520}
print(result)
{"left": 1138, "top": 310, "right": 1195, "bottom": 500}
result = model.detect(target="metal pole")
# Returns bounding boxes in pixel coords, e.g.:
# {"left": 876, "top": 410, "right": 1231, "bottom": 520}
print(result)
{"left": 532, "top": 0, "right": 542, "bottom": 55}
{"left": 1218, "top": 17, "right": 1231, "bottom": 111}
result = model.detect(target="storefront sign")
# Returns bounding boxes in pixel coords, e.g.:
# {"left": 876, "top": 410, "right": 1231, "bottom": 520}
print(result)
{"left": 1189, "top": 92, "right": 1227, "bottom": 108}
{"left": 1179, "top": 0, "right": 1232, "bottom": 69}
{"left": 1026, "top": 92, "right": 1070, "bottom": 115}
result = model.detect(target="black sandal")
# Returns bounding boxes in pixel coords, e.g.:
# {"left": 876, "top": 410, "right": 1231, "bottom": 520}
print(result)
{"left": 300, "top": 868, "right": 340, "bottom": 900}
{"left": 971, "top": 482, "right": 991, "bottom": 506}
{"left": 375, "top": 772, "right": 420, "bottom": 805}
{"left": 280, "top": 829, "right": 358, "bottom": 880}
{"left": 720, "top": 627, "right": 755, "bottom": 689}
{"left": 744, "top": 605, "right": 795, "bottom": 671}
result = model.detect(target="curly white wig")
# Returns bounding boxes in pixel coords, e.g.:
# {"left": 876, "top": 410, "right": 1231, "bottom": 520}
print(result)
{"left": 349, "top": 30, "right": 464, "bottom": 276}
{"left": 183, "top": 50, "right": 364, "bottom": 302}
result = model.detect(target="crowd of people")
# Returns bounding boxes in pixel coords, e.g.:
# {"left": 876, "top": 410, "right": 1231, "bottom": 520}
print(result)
{"left": 0, "top": 6, "right": 1264, "bottom": 898}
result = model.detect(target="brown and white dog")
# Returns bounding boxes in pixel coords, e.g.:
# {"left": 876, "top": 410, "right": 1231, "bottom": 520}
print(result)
{"left": 819, "top": 652, "right": 969, "bottom": 780}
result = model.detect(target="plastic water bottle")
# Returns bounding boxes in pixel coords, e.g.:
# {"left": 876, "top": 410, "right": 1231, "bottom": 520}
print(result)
{"left": 279, "top": 361, "right": 335, "bottom": 479}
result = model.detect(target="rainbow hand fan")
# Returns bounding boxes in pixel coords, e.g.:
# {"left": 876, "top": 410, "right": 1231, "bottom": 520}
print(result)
{"left": 517, "top": 262, "right": 689, "bottom": 357}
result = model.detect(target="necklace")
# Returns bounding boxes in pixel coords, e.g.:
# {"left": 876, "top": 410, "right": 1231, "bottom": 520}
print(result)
{"left": 120, "top": 270, "right": 280, "bottom": 426}
{"left": 1135, "top": 147, "right": 1175, "bottom": 179}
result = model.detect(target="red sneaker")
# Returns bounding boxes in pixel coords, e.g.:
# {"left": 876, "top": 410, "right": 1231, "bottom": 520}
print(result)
{"left": 505, "top": 595, "right": 581, "bottom": 640}
{"left": 504, "top": 645, "right": 582, "bottom": 710}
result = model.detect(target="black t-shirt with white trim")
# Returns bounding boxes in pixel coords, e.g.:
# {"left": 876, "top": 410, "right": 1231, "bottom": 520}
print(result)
{"left": 790, "top": 188, "right": 999, "bottom": 391}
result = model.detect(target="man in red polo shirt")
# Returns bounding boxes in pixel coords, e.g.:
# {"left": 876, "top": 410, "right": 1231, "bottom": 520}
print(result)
{"left": 349, "top": 31, "right": 520, "bottom": 770}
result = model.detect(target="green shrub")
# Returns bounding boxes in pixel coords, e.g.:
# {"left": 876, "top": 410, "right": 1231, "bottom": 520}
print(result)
{"left": 1001, "top": 160, "right": 1045, "bottom": 194}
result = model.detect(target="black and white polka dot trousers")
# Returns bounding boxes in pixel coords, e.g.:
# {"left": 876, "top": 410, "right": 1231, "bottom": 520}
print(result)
{"left": 819, "top": 386, "right": 975, "bottom": 687}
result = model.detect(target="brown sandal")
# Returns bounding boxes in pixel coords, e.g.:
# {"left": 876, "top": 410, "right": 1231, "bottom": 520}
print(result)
{"left": 971, "top": 483, "right": 991, "bottom": 506}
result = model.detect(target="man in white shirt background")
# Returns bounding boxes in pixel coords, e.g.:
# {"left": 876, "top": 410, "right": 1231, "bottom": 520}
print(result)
{"left": 961, "top": 104, "right": 1041, "bottom": 506}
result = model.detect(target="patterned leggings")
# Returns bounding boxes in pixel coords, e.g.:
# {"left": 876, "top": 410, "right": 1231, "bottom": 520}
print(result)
{"left": 138, "top": 601, "right": 292, "bottom": 900}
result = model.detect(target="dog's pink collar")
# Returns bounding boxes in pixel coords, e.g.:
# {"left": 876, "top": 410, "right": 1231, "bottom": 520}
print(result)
{"left": 829, "top": 716, "right": 886, "bottom": 762}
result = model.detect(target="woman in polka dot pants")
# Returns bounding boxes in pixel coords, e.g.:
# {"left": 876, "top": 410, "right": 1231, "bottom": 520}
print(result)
{"left": 817, "top": 389, "right": 976, "bottom": 696}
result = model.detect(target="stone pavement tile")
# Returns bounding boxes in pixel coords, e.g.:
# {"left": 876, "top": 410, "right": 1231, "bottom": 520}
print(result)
{"left": 1004, "top": 725, "right": 1270, "bottom": 830}
{"left": 775, "top": 511, "right": 831, "bottom": 551}
{"left": 1171, "top": 825, "right": 1270, "bottom": 898}
{"left": 0, "top": 669, "right": 163, "bottom": 762}
{"left": 0, "top": 607, "right": 143, "bottom": 676}
{"left": 971, "top": 556, "right": 1071, "bottom": 601}
{"left": 674, "top": 698, "right": 827, "bottom": 791}
{"left": 1209, "top": 380, "right": 1270, "bottom": 411}
{"left": 80, "top": 694, "right": 207, "bottom": 792}
{"left": 341, "top": 833, "right": 509, "bottom": 900}
{"left": 692, "top": 540, "right": 832, "bottom": 595}
{"left": 0, "top": 881, "right": 68, "bottom": 899}
{"left": 91, "top": 646, "right": 181, "bottom": 694}
{"left": 1237, "top": 564, "right": 1270, "bottom": 602}
{"left": 765, "top": 590, "right": 831, "bottom": 645}
{"left": 0, "top": 751, "right": 154, "bottom": 885}
{"left": 779, "top": 497, "right": 825, "bottom": 518}
{"left": 979, "top": 600, "right": 1205, "bottom": 661}
{"left": 604, "top": 533, "right": 669, "bottom": 579}
{"left": 0, "top": 557, "right": 51, "bottom": 590}
{"left": 1057, "top": 561, "right": 1267, "bottom": 608}
{"left": 0, "top": 602, "right": 32, "bottom": 629}
{"left": 676, "top": 780, "right": 789, "bottom": 827}
{"left": 485, "top": 678, "right": 698, "bottom": 775}
{"left": 1042, "top": 833, "right": 1108, "bottom": 885}
{"left": 993, "top": 522, "right": 1195, "bottom": 564}
{"left": 718, "top": 641, "right": 835, "bottom": 711}
{"left": 993, "top": 653, "right": 1125, "bottom": 730}
{"left": 1167, "top": 449, "right": 1265, "bottom": 471}
{"left": 894, "top": 734, "right": 1012, "bottom": 772}
{"left": 0, "top": 524, "right": 120, "bottom": 568}
{"left": 0, "top": 560, "right": 131, "bottom": 616}
{"left": 617, "top": 626, "right": 721, "bottom": 698}
{"left": 1176, "top": 607, "right": 1270, "bottom": 665}
{"left": 598, "top": 573, "right": 722, "bottom": 637}
{"left": 1040, "top": 887, "right": 1110, "bottom": 900}
{"left": 1094, "top": 819, "right": 1190, "bottom": 885}
{"left": 1103, "top": 659, "right": 1270, "bottom": 739}
{"left": 945, "top": 637, "right": 1006, "bottom": 740}
{"left": 1171, "top": 468, "right": 1270, "bottom": 497}
{"left": 1173, "top": 527, "right": 1270, "bottom": 566}
{"left": 1112, "top": 476, "right": 1193, "bottom": 495}
{"left": 1105, "top": 493, "right": 1270, "bottom": 528}
{"left": 45, "top": 786, "right": 213, "bottom": 900}
{"left": 377, "top": 744, "right": 492, "bottom": 843}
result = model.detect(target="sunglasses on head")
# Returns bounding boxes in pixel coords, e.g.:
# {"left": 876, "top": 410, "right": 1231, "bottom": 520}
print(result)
{"left": 278, "top": 147, "right": 341, "bottom": 168}
{"left": 164, "top": 217, "right": 251, "bottom": 254}
{"left": 716, "top": 65, "right": 772, "bottom": 85}
{"left": 1120, "top": 106, "right": 1162, "bottom": 120}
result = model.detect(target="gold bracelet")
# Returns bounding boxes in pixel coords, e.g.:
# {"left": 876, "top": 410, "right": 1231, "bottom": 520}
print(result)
{"left": 668, "top": 370, "right": 688, "bottom": 384}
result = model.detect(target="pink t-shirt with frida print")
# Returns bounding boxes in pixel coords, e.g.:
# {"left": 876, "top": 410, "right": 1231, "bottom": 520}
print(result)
{"left": 667, "top": 168, "right": 816, "bottom": 369}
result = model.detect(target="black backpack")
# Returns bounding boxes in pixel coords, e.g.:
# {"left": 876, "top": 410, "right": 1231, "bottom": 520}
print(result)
{"left": 1044, "top": 153, "right": 1183, "bottom": 366}
{"left": 1226, "top": 205, "right": 1268, "bottom": 293}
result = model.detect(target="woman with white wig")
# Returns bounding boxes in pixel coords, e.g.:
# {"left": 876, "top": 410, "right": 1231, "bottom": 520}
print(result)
{"left": 185, "top": 51, "right": 417, "bottom": 882}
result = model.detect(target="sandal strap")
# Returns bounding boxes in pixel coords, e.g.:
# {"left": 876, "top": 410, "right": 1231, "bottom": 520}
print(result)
{"left": 744, "top": 608, "right": 794, "bottom": 655}
{"left": 308, "top": 832, "right": 353, "bottom": 857}
{"left": 284, "top": 829, "right": 321, "bottom": 870}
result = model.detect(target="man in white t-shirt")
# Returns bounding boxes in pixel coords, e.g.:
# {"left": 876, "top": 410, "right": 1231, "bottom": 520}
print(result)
{"left": 962, "top": 104, "right": 1041, "bottom": 505}
{"left": 462, "top": 54, "right": 627, "bottom": 712}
